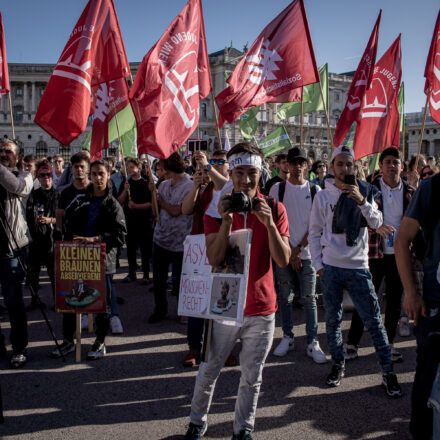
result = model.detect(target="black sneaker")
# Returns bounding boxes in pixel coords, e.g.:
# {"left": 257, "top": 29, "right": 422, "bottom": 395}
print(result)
{"left": 326, "top": 363, "right": 345, "bottom": 387}
{"left": 184, "top": 422, "right": 207, "bottom": 439}
{"left": 50, "top": 340, "right": 75, "bottom": 358}
{"left": 382, "top": 373, "right": 402, "bottom": 398}
{"left": 148, "top": 311, "right": 167, "bottom": 324}
{"left": 232, "top": 430, "right": 253, "bottom": 440}
{"left": 10, "top": 350, "right": 27, "bottom": 369}
{"left": 87, "top": 341, "right": 106, "bottom": 360}
{"left": 344, "top": 344, "right": 358, "bottom": 361}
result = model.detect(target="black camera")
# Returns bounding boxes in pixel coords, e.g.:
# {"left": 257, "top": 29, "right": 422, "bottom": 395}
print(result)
{"left": 224, "top": 191, "right": 259, "bottom": 213}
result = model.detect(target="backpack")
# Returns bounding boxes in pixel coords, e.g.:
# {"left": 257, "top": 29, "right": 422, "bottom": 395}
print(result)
{"left": 278, "top": 180, "right": 317, "bottom": 205}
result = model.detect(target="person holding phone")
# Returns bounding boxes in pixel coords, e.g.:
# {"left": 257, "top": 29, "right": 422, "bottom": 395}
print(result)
{"left": 309, "top": 145, "right": 402, "bottom": 397}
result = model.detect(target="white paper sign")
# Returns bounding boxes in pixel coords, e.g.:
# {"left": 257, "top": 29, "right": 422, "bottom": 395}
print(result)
{"left": 178, "top": 230, "right": 252, "bottom": 326}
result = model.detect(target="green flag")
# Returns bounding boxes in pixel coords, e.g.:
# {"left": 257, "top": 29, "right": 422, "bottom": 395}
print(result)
{"left": 239, "top": 106, "right": 260, "bottom": 141}
{"left": 258, "top": 126, "right": 292, "bottom": 157}
{"left": 368, "top": 153, "right": 380, "bottom": 175}
{"left": 345, "top": 123, "right": 356, "bottom": 149}
{"left": 398, "top": 82, "right": 405, "bottom": 133}
{"left": 83, "top": 104, "right": 137, "bottom": 157}
{"left": 277, "top": 64, "right": 328, "bottom": 120}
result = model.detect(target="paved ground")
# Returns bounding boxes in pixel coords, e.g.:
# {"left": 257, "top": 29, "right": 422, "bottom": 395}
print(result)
{"left": 0, "top": 255, "right": 416, "bottom": 440}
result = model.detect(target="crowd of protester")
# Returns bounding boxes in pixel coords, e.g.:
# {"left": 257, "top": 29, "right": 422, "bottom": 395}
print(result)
{"left": 0, "top": 136, "right": 439, "bottom": 439}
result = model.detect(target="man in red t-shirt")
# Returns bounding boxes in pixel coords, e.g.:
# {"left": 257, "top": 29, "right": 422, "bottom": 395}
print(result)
{"left": 185, "top": 142, "right": 290, "bottom": 440}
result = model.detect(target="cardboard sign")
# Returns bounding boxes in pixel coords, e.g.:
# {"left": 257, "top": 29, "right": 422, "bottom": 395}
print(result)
{"left": 55, "top": 242, "right": 107, "bottom": 314}
{"left": 178, "top": 230, "right": 252, "bottom": 326}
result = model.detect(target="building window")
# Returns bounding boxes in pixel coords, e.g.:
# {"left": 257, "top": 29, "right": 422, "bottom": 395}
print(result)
{"left": 434, "top": 129, "right": 438, "bottom": 134}
{"left": 14, "top": 106, "right": 24, "bottom": 122}
{"left": 15, "top": 88, "right": 23, "bottom": 97}
{"left": 200, "top": 103, "right": 207, "bottom": 119}
{"left": 296, "top": 136, "right": 300, "bottom": 143}
{"left": 28, "top": 134, "right": 32, "bottom": 140}
{"left": 59, "top": 145, "right": 70, "bottom": 162}
{"left": 426, "top": 129, "right": 430, "bottom": 134}
{"left": 36, "top": 140, "right": 48, "bottom": 158}
{"left": 412, "top": 130, "right": 416, "bottom": 135}
{"left": 310, "top": 136, "right": 315, "bottom": 143}
{"left": 335, "top": 93, "right": 340, "bottom": 101}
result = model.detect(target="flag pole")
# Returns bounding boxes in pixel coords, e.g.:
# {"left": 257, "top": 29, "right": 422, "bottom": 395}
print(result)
{"left": 402, "top": 99, "right": 406, "bottom": 160}
{"left": 300, "top": 92, "right": 304, "bottom": 149}
{"left": 318, "top": 80, "right": 333, "bottom": 148}
{"left": 114, "top": 113, "right": 131, "bottom": 201}
{"left": 7, "top": 92, "right": 15, "bottom": 139}
{"left": 210, "top": 90, "right": 223, "bottom": 150}
{"left": 415, "top": 91, "right": 430, "bottom": 172}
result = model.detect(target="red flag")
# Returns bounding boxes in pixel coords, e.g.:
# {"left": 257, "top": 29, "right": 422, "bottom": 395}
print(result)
{"left": 129, "top": 0, "right": 211, "bottom": 159}
{"left": 333, "top": 11, "right": 381, "bottom": 147}
{"left": 215, "top": 0, "right": 319, "bottom": 128}
{"left": 353, "top": 35, "right": 402, "bottom": 160}
{"left": 424, "top": 10, "right": 440, "bottom": 124}
{"left": 35, "top": 0, "right": 130, "bottom": 146}
{"left": 0, "top": 13, "right": 9, "bottom": 95}
{"left": 90, "top": 77, "right": 129, "bottom": 160}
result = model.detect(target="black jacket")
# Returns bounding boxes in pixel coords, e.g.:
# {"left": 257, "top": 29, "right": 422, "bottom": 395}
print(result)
{"left": 26, "top": 187, "right": 59, "bottom": 253}
{"left": 63, "top": 185, "right": 126, "bottom": 274}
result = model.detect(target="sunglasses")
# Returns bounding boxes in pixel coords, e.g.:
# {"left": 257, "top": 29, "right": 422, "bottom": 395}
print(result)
{"left": 38, "top": 173, "right": 52, "bottom": 178}
{"left": 318, "top": 164, "right": 326, "bottom": 168}
{"left": 421, "top": 171, "right": 434, "bottom": 178}
{"left": 210, "top": 159, "right": 227, "bottom": 165}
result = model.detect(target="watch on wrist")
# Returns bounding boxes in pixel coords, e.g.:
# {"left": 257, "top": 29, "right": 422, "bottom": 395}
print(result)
{"left": 204, "top": 163, "right": 212, "bottom": 172}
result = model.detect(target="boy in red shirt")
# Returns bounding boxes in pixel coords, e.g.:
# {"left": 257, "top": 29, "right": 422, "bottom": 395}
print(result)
{"left": 185, "top": 142, "right": 290, "bottom": 440}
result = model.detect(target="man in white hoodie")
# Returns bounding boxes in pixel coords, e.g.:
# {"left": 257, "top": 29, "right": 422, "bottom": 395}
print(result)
{"left": 309, "top": 146, "right": 401, "bottom": 398}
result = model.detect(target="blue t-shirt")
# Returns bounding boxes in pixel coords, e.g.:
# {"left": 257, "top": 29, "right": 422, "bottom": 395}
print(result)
{"left": 85, "top": 196, "right": 105, "bottom": 237}
{"left": 405, "top": 178, "right": 440, "bottom": 304}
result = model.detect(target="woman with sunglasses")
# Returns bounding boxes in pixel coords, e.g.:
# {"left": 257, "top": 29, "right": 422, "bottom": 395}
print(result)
{"left": 25, "top": 159, "right": 59, "bottom": 311}
{"left": 311, "top": 160, "right": 328, "bottom": 188}
{"left": 420, "top": 165, "right": 439, "bottom": 180}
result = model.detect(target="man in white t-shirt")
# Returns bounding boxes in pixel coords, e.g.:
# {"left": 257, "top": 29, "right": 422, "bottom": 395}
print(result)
{"left": 269, "top": 147, "right": 327, "bottom": 363}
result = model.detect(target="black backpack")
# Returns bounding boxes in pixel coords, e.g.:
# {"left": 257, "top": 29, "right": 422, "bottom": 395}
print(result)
{"left": 278, "top": 180, "right": 317, "bottom": 204}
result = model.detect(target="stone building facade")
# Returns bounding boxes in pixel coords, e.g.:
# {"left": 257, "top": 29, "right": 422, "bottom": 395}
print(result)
{"left": 405, "top": 109, "right": 440, "bottom": 159}
{"left": 2, "top": 47, "right": 353, "bottom": 161}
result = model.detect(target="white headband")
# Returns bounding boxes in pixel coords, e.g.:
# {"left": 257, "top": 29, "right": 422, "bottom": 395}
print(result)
{"left": 228, "top": 153, "right": 263, "bottom": 170}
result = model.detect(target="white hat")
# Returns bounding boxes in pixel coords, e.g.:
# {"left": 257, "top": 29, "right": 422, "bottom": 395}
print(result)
{"left": 331, "top": 145, "right": 355, "bottom": 162}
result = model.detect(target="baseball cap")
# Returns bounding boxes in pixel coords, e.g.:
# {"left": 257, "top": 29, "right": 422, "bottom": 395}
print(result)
{"left": 330, "top": 145, "right": 355, "bottom": 162}
{"left": 287, "top": 147, "right": 308, "bottom": 163}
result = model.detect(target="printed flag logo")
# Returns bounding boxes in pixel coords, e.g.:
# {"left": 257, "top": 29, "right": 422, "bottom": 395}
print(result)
{"left": 246, "top": 39, "right": 283, "bottom": 85}
{"left": 360, "top": 77, "right": 388, "bottom": 119}
{"left": 164, "top": 51, "right": 200, "bottom": 129}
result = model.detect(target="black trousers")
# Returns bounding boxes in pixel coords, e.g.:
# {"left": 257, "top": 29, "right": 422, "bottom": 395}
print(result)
{"left": 126, "top": 221, "right": 152, "bottom": 277}
{"left": 28, "top": 244, "right": 55, "bottom": 297}
{"left": 347, "top": 255, "right": 403, "bottom": 346}
{"left": 152, "top": 243, "right": 183, "bottom": 315}
{"left": 410, "top": 309, "right": 440, "bottom": 439}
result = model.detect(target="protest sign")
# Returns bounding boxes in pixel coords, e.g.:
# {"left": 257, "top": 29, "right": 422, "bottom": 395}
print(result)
{"left": 55, "top": 242, "right": 107, "bottom": 314}
{"left": 178, "top": 230, "right": 252, "bottom": 326}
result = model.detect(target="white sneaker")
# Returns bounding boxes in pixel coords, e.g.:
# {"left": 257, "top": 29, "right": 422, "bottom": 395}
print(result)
{"left": 110, "top": 316, "right": 124, "bottom": 334}
{"left": 81, "top": 314, "right": 88, "bottom": 330}
{"left": 273, "top": 335, "right": 294, "bottom": 356}
{"left": 306, "top": 340, "right": 327, "bottom": 364}
{"left": 398, "top": 317, "right": 411, "bottom": 337}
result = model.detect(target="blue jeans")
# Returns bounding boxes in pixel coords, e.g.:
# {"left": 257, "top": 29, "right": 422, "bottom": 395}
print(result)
{"left": 0, "top": 251, "right": 27, "bottom": 352}
{"left": 321, "top": 264, "right": 392, "bottom": 373}
{"left": 275, "top": 259, "right": 318, "bottom": 344}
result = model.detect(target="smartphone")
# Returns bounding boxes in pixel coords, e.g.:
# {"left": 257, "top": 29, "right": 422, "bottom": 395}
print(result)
{"left": 344, "top": 174, "right": 356, "bottom": 185}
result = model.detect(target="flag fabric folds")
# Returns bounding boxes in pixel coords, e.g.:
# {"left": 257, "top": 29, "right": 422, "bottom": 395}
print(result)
{"left": 129, "top": 0, "right": 211, "bottom": 159}
{"left": 35, "top": 0, "right": 131, "bottom": 146}
{"left": 215, "top": 0, "right": 319, "bottom": 127}
{"left": 333, "top": 11, "right": 381, "bottom": 147}
{"left": 353, "top": 35, "right": 402, "bottom": 160}
{"left": 239, "top": 106, "right": 260, "bottom": 140}
{"left": 424, "top": 10, "right": 440, "bottom": 124}
{"left": 0, "top": 13, "right": 10, "bottom": 95}
{"left": 276, "top": 63, "right": 328, "bottom": 120}
{"left": 258, "top": 126, "right": 292, "bottom": 156}
{"left": 90, "top": 77, "right": 130, "bottom": 159}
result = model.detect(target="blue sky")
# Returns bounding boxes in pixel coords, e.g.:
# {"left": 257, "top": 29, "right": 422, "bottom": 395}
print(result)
{"left": 2, "top": 0, "right": 439, "bottom": 113}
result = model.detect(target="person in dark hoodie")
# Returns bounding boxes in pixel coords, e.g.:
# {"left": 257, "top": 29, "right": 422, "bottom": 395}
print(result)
{"left": 51, "top": 159, "right": 126, "bottom": 360}
{"left": 25, "top": 159, "right": 59, "bottom": 311}
{"left": 309, "top": 145, "right": 402, "bottom": 398}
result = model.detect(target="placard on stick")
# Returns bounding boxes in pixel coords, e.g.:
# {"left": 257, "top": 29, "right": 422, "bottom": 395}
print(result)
{"left": 178, "top": 230, "right": 252, "bottom": 326}
{"left": 55, "top": 242, "right": 107, "bottom": 314}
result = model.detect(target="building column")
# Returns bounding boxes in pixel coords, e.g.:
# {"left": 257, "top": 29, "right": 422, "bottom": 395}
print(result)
{"left": 31, "top": 82, "right": 36, "bottom": 113}
{"left": 23, "top": 82, "right": 29, "bottom": 115}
